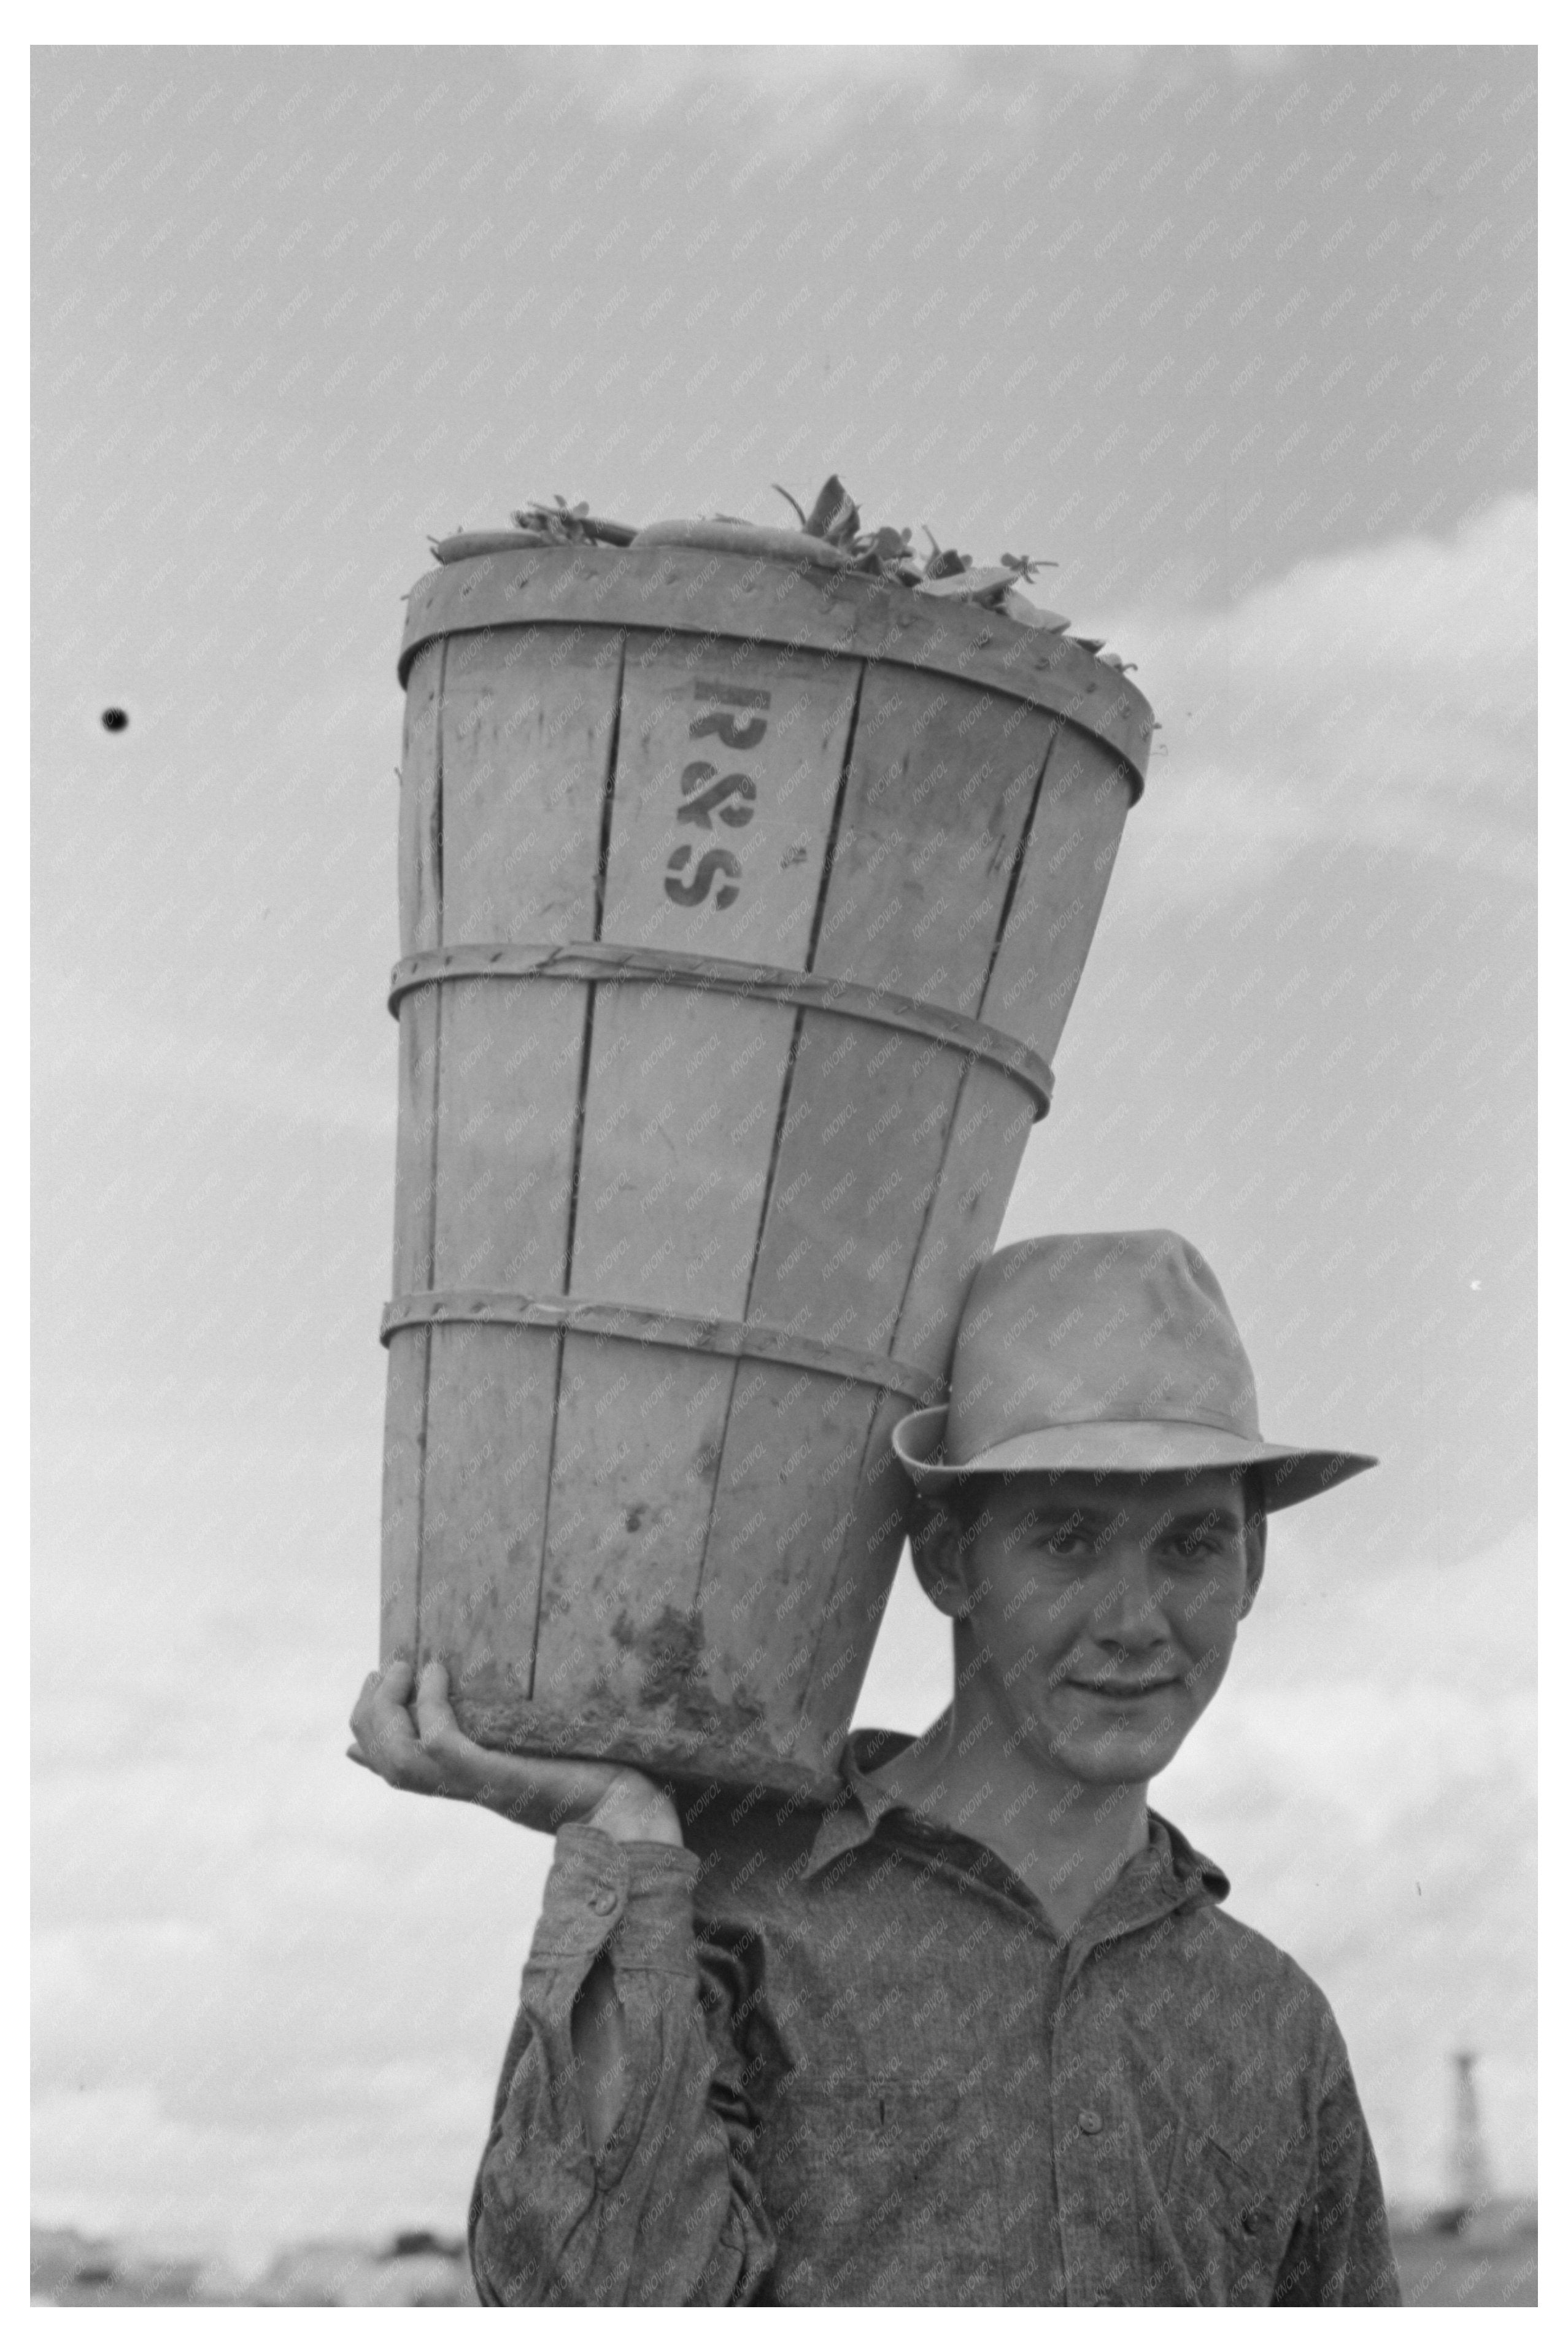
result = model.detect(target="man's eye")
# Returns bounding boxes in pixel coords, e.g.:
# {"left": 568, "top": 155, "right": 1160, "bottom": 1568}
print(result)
{"left": 1043, "top": 1530, "right": 1089, "bottom": 1555}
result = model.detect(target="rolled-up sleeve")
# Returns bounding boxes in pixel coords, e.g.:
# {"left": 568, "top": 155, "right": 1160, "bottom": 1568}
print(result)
{"left": 469, "top": 1825, "right": 776, "bottom": 2306}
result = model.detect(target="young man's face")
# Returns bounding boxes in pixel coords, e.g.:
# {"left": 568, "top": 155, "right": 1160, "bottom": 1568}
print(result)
{"left": 939, "top": 1466, "right": 1263, "bottom": 1790}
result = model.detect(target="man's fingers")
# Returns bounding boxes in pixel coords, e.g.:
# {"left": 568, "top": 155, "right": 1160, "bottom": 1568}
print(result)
{"left": 349, "top": 1658, "right": 457, "bottom": 1791}
{"left": 350, "top": 1660, "right": 415, "bottom": 1742}
{"left": 414, "top": 1659, "right": 474, "bottom": 1757}
{"left": 349, "top": 1668, "right": 382, "bottom": 1741}
{"left": 407, "top": 1672, "right": 619, "bottom": 1819}
{"left": 414, "top": 1661, "right": 489, "bottom": 1778}
{"left": 414, "top": 1659, "right": 456, "bottom": 1738}
{"left": 346, "top": 1738, "right": 430, "bottom": 1792}
{"left": 347, "top": 1658, "right": 631, "bottom": 1828}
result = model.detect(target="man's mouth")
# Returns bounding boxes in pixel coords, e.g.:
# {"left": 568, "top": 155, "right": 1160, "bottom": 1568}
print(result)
{"left": 1070, "top": 1674, "right": 1179, "bottom": 1699}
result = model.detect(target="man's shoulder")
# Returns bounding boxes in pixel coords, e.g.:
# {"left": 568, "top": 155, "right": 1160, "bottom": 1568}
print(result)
{"left": 1164, "top": 1890, "right": 1343, "bottom": 2044}
{"left": 677, "top": 1778, "right": 835, "bottom": 1905}
{"left": 1147, "top": 1811, "right": 1327, "bottom": 1990}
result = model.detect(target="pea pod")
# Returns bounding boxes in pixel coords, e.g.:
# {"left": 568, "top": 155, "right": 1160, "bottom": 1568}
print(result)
{"left": 430, "top": 529, "right": 552, "bottom": 565}
{"left": 633, "top": 519, "right": 850, "bottom": 569}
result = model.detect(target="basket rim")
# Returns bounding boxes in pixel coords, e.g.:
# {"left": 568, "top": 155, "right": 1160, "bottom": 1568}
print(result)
{"left": 398, "top": 541, "right": 1154, "bottom": 794}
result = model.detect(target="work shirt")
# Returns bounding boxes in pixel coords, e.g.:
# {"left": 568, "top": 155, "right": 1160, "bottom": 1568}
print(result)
{"left": 469, "top": 1726, "right": 1401, "bottom": 2306}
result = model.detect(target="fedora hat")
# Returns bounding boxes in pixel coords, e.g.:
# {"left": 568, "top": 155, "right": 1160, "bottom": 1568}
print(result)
{"left": 892, "top": 1230, "right": 1377, "bottom": 1512}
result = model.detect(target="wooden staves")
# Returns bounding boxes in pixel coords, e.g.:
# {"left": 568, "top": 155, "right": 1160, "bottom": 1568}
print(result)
{"left": 382, "top": 547, "right": 1153, "bottom": 1795}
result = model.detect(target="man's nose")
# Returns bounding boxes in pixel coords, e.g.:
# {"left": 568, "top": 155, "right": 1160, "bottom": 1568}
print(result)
{"left": 1091, "top": 1541, "right": 1173, "bottom": 1647}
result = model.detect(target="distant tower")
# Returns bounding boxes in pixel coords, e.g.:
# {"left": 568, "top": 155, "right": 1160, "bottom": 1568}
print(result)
{"left": 1449, "top": 2051, "right": 1495, "bottom": 2219}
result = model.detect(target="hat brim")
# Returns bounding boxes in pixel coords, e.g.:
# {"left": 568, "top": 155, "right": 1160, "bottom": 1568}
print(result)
{"left": 891, "top": 1406, "right": 1377, "bottom": 1512}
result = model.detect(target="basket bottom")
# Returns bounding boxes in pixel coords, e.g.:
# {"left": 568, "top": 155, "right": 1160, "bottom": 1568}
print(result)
{"left": 443, "top": 1684, "right": 846, "bottom": 1804}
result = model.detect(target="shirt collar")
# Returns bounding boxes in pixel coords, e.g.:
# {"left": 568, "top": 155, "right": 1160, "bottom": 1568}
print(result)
{"left": 801, "top": 1725, "right": 1230, "bottom": 1927}
{"left": 797, "top": 1725, "right": 913, "bottom": 1881}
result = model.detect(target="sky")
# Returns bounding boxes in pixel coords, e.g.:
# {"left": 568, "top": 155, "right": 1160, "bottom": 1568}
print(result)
{"left": 32, "top": 43, "right": 1535, "bottom": 2264}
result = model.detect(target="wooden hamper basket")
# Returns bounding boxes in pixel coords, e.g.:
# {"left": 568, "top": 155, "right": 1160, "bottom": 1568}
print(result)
{"left": 381, "top": 541, "right": 1154, "bottom": 1797}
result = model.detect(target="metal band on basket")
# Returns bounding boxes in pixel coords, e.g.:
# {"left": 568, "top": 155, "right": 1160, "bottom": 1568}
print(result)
{"left": 387, "top": 940, "right": 1054, "bottom": 1119}
{"left": 380, "top": 1290, "right": 947, "bottom": 1406}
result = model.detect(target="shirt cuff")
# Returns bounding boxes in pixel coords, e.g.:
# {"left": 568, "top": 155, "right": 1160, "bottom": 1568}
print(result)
{"left": 527, "top": 1820, "right": 701, "bottom": 1973}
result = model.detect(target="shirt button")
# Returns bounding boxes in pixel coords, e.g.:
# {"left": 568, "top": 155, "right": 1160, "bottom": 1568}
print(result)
{"left": 1077, "top": 2109, "right": 1104, "bottom": 2135}
{"left": 587, "top": 1887, "right": 617, "bottom": 1915}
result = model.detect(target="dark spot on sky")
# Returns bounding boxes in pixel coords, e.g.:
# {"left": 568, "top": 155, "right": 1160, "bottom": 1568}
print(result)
{"left": 101, "top": 708, "right": 128, "bottom": 733}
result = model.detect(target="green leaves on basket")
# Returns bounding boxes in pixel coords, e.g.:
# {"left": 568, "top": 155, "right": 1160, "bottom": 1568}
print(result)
{"left": 508, "top": 495, "right": 636, "bottom": 546}
{"left": 921, "top": 525, "right": 970, "bottom": 580}
{"left": 802, "top": 474, "right": 861, "bottom": 544}
{"left": 1000, "top": 551, "right": 1057, "bottom": 584}
{"left": 436, "top": 476, "right": 1130, "bottom": 659}
{"left": 857, "top": 524, "right": 916, "bottom": 567}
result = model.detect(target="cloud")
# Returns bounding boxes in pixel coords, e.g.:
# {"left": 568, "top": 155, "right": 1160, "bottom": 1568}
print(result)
{"left": 33, "top": 1625, "right": 551, "bottom": 2265}
{"left": 1225, "top": 47, "right": 1305, "bottom": 77}
{"left": 1155, "top": 1518, "right": 1536, "bottom": 2197}
{"left": 511, "top": 45, "right": 1149, "bottom": 168}
{"left": 1098, "top": 495, "right": 1536, "bottom": 907}
{"left": 495, "top": 44, "right": 1313, "bottom": 189}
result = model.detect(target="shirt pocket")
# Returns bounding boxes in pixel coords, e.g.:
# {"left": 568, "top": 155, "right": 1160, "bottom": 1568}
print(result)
{"left": 1159, "top": 2123, "right": 1296, "bottom": 2307}
{"left": 762, "top": 2075, "right": 1004, "bottom": 2306}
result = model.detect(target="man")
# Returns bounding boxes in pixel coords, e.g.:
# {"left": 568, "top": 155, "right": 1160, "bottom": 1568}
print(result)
{"left": 349, "top": 1229, "right": 1402, "bottom": 2305}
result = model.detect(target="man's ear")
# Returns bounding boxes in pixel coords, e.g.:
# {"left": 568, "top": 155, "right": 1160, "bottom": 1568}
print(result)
{"left": 908, "top": 1497, "right": 972, "bottom": 1621}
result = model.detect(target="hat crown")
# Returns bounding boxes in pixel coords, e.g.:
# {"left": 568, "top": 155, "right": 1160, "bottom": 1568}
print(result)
{"left": 946, "top": 1229, "right": 1261, "bottom": 1465}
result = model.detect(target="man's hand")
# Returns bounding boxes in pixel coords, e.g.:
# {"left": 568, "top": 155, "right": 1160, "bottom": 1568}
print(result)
{"left": 347, "top": 1659, "right": 684, "bottom": 1846}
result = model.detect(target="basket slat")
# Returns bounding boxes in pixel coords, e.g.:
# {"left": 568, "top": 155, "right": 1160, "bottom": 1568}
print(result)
{"left": 794, "top": 1385, "right": 914, "bottom": 1753}
{"left": 978, "top": 725, "right": 1133, "bottom": 1065}
{"left": 890, "top": 1059, "right": 1039, "bottom": 1375}
{"left": 439, "top": 624, "right": 619, "bottom": 938}
{"left": 398, "top": 643, "right": 444, "bottom": 957}
{"left": 808, "top": 666, "right": 1057, "bottom": 1010}
{"left": 382, "top": 651, "right": 446, "bottom": 1659}
{"left": 418, "top": 1325, "right": 560, "bottom": 1705}
{"left": 379, "top": 1331, "right": 427, "bottom": 1664}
